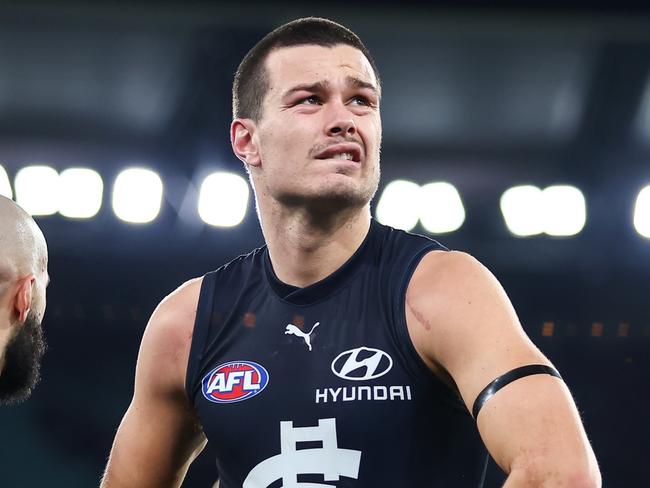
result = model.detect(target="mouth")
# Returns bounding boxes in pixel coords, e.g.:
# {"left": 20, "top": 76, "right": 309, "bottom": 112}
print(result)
{"left": 314, "top": 143, "right": 362, "bottom": 163}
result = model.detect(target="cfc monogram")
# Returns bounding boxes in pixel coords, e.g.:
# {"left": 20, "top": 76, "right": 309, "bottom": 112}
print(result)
{"left": 243, "top": 418, "right": 361, "bottom": 488}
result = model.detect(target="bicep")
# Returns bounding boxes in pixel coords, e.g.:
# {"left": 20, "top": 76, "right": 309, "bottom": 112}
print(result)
{"left": 476, "top": 373, "right": 591, "bottom": 476}
{"left": 103, "top": 392, "right": 206, "bottom": 488}
{"left": 102, "top": 286, "right": 207, "bottom": 488}
{"left": 407, "top": 251, "right": 595, "bottom": 474}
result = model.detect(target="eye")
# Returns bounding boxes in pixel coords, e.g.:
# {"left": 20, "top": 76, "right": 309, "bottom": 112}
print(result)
{"left": 350, "top": 95, "right": 371, "bottom": 106}
{"left": 299, "top": 95, "right": 322, "bottom": 105}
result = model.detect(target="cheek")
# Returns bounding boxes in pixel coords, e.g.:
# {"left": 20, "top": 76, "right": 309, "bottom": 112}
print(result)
{"left": 262, "top": 118, "right": 300, "bottom": 152}
{"left": 361, "top": 122, "right": 382, "bottom": 161}
{"left": 33, "top": 282, "right": 47, "bottom": 312}
{"left": 361, "top": 114, "right": 381, "bottom": 140}
{"left": 265, "top": 124, "right": 312, "bottom": 165}
{"left": 35, "top": 293, "right": 46, "bottom": 318}
{"left": 374, "top": 116, "right": 383, "bottom": 144}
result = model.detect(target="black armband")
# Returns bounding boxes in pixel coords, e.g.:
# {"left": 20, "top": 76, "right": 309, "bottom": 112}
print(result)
{"left": 472, "top": 364, "right": 562, "bottom": 420}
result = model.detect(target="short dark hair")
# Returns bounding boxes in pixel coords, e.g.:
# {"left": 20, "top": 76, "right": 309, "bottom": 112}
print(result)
{"left": 232, "top": 17, "right": 381, "bottom": 122}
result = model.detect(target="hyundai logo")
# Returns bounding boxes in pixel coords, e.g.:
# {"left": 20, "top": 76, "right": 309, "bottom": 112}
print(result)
{"left": 331, "top": 347, "right": 393, "bottom": 381}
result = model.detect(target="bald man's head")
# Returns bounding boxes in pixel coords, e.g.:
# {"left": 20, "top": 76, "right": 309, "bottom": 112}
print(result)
{"left": 0, "top": 196, "right": 48, "bottom": 292}
{"left": 0, "top": 196, "right": 49, "bottom": 405}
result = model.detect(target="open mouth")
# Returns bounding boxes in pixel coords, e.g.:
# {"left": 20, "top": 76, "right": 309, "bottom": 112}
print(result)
{"left": 315, "top": 144, "right": 362, "bottom": 163}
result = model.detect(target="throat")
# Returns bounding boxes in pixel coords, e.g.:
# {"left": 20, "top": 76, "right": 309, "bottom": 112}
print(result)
{"left": 264, "top": 211, "right": 371, "bottom": 288}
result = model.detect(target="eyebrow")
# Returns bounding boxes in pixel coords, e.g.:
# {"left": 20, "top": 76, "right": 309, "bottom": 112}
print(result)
{"left": 347, "top": 76, "right": 379, "bottom": 96}
{"left": 281, "top": 76, "right": 379, "bottom": 101}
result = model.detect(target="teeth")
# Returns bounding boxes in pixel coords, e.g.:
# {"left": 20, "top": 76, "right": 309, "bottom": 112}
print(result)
{"left": 333, "top": 152, "right": 353, "bottom": 160}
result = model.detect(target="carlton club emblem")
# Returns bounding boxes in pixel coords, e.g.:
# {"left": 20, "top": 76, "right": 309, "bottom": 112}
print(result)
{"left": 243, "top": 418, "right": 361, "bottom": 487}
{"left": 331, "top": 347, "right": 393, "bottom": 381}
{"left": 202, "top": 361, "right": 269, "bottom": 404}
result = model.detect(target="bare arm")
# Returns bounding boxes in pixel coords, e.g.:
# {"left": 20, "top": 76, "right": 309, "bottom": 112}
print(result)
{"left": 406, "top": 251, "right": 600, "bottom": 487}
{"left": 100, "top": 278, "right": 207, "bottom": 488}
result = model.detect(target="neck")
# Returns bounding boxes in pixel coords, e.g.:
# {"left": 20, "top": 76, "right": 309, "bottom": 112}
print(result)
{"left": 259, "top": 199, "right": 371, "bottom": 288}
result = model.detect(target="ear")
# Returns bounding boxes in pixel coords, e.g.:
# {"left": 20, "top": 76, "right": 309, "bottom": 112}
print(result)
{"left": 231, "top": 119, "right": 261, "bottom": 168}
{"left": 13, "top": 275, "right": 35, "bottom": 323}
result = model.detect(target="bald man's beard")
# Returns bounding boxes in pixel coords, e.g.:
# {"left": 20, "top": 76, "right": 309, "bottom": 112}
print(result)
{"left": 0, "top": 311, "right": 46, "bottom": 405}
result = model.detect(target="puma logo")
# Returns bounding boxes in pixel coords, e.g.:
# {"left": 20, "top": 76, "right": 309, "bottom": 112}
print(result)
{"left": 285, "top": 322, "right": 320, "bottom": 351}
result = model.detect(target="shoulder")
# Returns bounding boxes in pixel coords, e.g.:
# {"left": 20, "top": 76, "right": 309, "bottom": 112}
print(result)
{"left": 372, "top": 223, "right": 447, "bottom": 288}
{"left": 220, "top": 246, "right": 266, "bottom": 271}
{"left": 137, "top": 276, "right": 205, "bottom": 391}
{"left": 147, "top": 276, "right": 204, "bottom": 343}
{"left": 407, "top": 250, "right": 503, "bottom": 306}
{"left": 375, "top": 222, "right": 447, "bottom": 254}
{"left": 405, "top": 251, "right": 524, "bottom": 372}
{"left": 142, "top": 247, "right": 266, "bottom": 360}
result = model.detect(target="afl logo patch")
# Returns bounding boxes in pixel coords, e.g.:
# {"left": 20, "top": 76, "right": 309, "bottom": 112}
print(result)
{"left": 202, "top": 361, "right": 269, "bottom": 404}
{"left": 331, "top": 347, "right": 393, "bottom": 381}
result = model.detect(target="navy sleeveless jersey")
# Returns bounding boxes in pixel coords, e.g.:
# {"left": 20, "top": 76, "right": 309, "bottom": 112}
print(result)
{"left": 186, "top": 220, "right": 488, "bottom": 487}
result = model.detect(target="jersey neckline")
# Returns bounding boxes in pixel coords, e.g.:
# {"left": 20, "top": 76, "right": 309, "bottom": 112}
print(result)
{"left": 263, "top": 219, "right": 381, "bottom": 306}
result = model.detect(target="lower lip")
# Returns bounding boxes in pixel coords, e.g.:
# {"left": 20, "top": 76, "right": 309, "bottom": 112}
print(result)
{"left": 317, "top": 157, "right": 361, "bottom": 167}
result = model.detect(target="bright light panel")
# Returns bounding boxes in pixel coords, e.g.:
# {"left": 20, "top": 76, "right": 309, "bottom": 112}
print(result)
{"left": 112, "top": 168, "right": 163, "bottom": 223}
{"left": 58, "top": 168, "right": 104, "bottom": 219}
{"left": 198, "top": 172, "right": 249, "bottom": 227}
{"left": 542, "top": 185, "right": 586, "bottom": 236}
{"left": 500, "top": 185, "right": 544, "bottom": 237}
{"left": 419, "top": 182, "right": 465, "bottom": 233}
{"left": 15, "top": 166, "right": 60, "bottom": 216}
{"left": 634, "top": 186, "right": 650, "bottom": 238}
{"left": 376, "top": 180, "right": 421, "bottom": 231}
{"left": 0, "top": 165, "right": 11, "bottom": 198}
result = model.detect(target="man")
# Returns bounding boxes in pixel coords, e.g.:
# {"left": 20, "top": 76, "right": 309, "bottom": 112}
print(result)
{"left": 101, "top": 18, "right": 600, "bottom": 487}
{"left": 0, "top": 195, "right": 49, "bottom": 405}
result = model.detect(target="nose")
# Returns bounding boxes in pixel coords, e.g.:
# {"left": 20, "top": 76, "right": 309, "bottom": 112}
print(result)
{"left": 326, "top": 103, "right": 356, "bottom": 137}
{"left": 328, "top": 119, "right": 356, "bottom": 137}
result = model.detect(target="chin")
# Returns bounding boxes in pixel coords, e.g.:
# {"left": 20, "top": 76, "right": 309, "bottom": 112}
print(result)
{"left": 274, "top": 171, "right": 378, "bottom": 210}
{"left": 0, "top": 311, "right": 46, "bottom": 405}
{"left": 309, "top": 181, "right": 374, "bottom": 210}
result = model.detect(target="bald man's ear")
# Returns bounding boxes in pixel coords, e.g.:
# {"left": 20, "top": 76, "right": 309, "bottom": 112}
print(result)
{"left": 14, "top": 275, "right": 34, "bottom": 323}
{"left": 231, "top": 119, "right": 261, "bottom": 169}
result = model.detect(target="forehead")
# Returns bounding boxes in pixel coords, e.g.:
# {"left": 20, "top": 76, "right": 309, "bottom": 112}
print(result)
{"left": 264, "top": 44, "right": 377, "bottom": 93}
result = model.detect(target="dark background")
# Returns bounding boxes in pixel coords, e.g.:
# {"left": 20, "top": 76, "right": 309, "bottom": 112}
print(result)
{"left": 0, "top": 1, "right": 648, "bottom": 486}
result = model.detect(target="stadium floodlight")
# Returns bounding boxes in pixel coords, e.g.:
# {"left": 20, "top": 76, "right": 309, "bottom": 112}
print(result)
{"left": 419, "top": 182, "right": 465, "bottom": 233}
{"left": 198, "top": 172, "right": 250, "bottom": 227}
{"left": 634, "top": 185, "right": 650, "bottom": 238}
{"left": 112, "top": 168, "right": 163, "bottom": 224}
{"left": 0, "top": 165, "right": 11, "bottom": 199}
{"left": 375, "top": 179, "right": 421, "bottom": 231}
{"left": 14, "top": 165, "right": 60, "bottom": 216}
{"left": 542, "top": 185, "right": 586, "bottom": 236}
{"left": 58, "top": 168, "right": 104, "bottom": 219}
{"left": 500, "top": 185, "right": 544, "bottom": 237}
